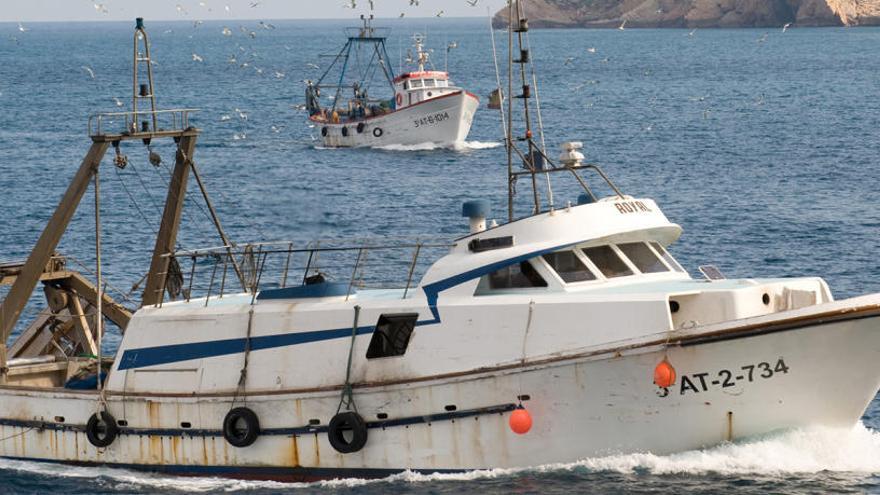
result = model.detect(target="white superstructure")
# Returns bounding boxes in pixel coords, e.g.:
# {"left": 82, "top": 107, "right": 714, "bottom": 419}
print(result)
{"left": 2, "top": 188, "right": 879, "bottom": 481}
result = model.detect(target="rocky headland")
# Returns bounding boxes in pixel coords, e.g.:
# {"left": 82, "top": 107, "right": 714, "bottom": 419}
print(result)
{"left": 492, "top": 0, "right": 880, "bottom": 28}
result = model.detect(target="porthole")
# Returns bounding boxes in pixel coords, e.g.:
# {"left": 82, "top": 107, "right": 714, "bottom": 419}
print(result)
{"left": 669, "top": 300, "right": 680, "bottom": 313}
{"left": 762, "top": 293, "right": 770, "bottom": 305}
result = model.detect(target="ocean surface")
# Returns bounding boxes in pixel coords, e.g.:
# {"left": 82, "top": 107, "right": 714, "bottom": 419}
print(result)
{"left": 1, "top": 16, "right": 880, "bottom": 494}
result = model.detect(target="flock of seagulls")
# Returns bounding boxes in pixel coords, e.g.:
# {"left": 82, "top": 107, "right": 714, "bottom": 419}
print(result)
{"left": 342, "top": 0, "right": 476, "bottom": 19}
{"left": 8, "top": 1, "right": 802, "bottom": 141}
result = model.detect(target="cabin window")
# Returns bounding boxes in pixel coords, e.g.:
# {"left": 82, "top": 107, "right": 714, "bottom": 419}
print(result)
{"left": 366, "top": 313, "right": 418, "bottom": 359}
{"left": 618, "top": 242, "right": 669, "bottom": 274}
{"left": 424, "top": 79, "right": 436, "bottom": 87}
{"left": 410, "top": 79, "right": 423, "bottom": 88}
{"left": 487, "top": 261, "right": 547, "bottom": 289}
{"left": 403, "top": 82, "right": 409, "bottom": 90}
{"left": 581, "top": 246, "right": 633, "bottom": 278}
{"left": 650, "top": 242, "right": 686, "bottom": 273}
{"left": 542, "top": 251, "right": 596, "bottom": 283}
{"left": 438, "top": 80, "right": 448, "bottom": 87}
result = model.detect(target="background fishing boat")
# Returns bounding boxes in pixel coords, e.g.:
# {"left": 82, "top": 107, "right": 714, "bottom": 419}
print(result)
{"left": 305, "top": 16, "right": 479, "bottom": 148}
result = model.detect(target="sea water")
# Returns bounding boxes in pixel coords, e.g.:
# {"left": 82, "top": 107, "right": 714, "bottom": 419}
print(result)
{"left": 0, "top": 17, "right": 879, "bottom": 494}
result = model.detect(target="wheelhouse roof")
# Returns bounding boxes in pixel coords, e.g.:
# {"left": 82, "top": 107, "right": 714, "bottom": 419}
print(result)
{"left": 393, "top": 71, "right": 449, "bottom": 83}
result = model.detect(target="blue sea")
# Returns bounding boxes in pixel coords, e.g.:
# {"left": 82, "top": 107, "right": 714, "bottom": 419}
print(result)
{"left": 1, "top": 16, "right": 880, "bottom": 494}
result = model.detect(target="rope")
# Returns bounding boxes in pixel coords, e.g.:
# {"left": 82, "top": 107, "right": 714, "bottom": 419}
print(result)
{"left": 159, "top": 159, "right": 215, "bottom": 236}
{"left": 232, "top": 306, "right": 255, "bottom": 407}
{"left": 153, "top": 159, "right": 211, "bottom": 242}
{"left": 0, "top": 427, "right": 34, "bottom": 444}
{"left": 517, "top": 301, "right": 535, "bottom": 403}
{"left": 336, "top": 305, "right": 361, "bottom": 414}
{"left": 127, "top": 160, "right": 163, "bottom": 221}
{"left": 113, "top": 166, "right": 158, "bottom": 237}
{"left": 65, "top": 255, "right": 135, "bottom": 307}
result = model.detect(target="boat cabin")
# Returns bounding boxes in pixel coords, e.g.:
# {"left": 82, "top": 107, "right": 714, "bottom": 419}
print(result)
{"left": 393, "top": 71, "right": 460, "bottom": 110}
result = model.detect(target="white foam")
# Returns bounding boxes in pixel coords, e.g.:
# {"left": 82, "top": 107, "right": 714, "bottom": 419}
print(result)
{"left": 567, "top": 423, "right": 880, "bottom": 476}
{"left": 372, "top": 140, "right": 502, "bottom": 152}
{"left": 1, "top": 423, "right": 877, "bottom": 490}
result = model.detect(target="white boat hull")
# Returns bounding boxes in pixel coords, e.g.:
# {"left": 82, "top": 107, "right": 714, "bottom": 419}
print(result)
{"left": 1, "top": 301, "right": 878, "bottom": 481}
{"left": 313, "top": 90, "right": 479, "bottom": 148}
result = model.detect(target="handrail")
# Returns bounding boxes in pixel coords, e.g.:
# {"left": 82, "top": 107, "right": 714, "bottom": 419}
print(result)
{"left": 152, "top": 237, "right": 453, "bottom": 307}
{"left": 87, "top": 108, "right": 199, "bottom": 136}
{"left": 165, "top": 237, "right": 452, "bottom": 259}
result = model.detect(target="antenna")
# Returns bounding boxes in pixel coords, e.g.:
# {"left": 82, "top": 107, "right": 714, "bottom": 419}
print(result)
{"left": 500, "top": 1, "right": 620, "bottom": 221}
{"left": 506, "top": 1, "right": 540, "bottom": 219}
{"left": 132, "top": 18, "right": 158, "bottom": 133}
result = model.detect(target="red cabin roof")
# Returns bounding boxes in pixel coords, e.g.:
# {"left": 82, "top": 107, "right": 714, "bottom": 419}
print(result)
{"left": 393, "top": 71, "right": 449, "bottom": 84}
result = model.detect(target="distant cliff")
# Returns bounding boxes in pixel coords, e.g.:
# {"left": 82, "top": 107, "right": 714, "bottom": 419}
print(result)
{"left": 492, "top": 0, "right": 880, "bottom": 28}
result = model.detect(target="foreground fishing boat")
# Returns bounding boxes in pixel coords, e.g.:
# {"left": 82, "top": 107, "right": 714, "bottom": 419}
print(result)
{"left": 0, "top": 14, "right": 879, "bottom": 483}
{"left": 304, "top": 17, "right": 478, "bottom": 148}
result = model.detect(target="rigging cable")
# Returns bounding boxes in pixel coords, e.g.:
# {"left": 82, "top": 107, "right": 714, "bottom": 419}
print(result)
{"left": 488, "top": 8, "right": 509, "bottom": 148}
{"left": 113, "top": 166, "right": 159, "bottom": 238}
{"left": 522, "top": 1, "right": 554, "bottom": 209}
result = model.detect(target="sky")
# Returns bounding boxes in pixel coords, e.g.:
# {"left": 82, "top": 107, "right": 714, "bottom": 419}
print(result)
{"left": 0, "top": 0, "right": 509, "bottom": 23}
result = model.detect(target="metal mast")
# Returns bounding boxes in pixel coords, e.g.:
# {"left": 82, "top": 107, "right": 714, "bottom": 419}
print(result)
{"left": 506, "top": 1, "right": 542, "bottom": 220}
{"left": 132, "top": 17, "right": 158, "bottom": 133}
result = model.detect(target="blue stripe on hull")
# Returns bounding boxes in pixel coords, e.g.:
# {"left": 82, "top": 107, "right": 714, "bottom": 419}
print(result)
{"left": 118, "top": 325, "right": 376, "bottom": 370}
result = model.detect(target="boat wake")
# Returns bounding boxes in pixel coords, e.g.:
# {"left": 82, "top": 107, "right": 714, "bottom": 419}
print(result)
{"left": 371, "top": 140, "right": 502, "bottom": 152}
{"left": 1, "top": 423, "right": 878, "bottom": 491}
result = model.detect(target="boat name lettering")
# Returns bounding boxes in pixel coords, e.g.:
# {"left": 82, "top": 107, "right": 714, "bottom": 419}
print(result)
{"left": 615, "top": 201, "right": 652, "bottom": 214}
{"left": 661, "top": 358, "right": 790, "bottom": 397}
{"left": 414, "top": 111, "right": 450, "bottom": 128}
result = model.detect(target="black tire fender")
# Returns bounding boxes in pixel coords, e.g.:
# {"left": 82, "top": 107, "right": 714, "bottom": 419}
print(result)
{"left": 327, "top": 411, "right": 368, "bottom": 454}
{"left": 223, "top": 407, "right": 260, "bottom": 448}
{"left": 86, "top": 411, "right": 119, "bottom": 448}
{"left": 356, "top": 122, "right": 365, "bottom": 134}
{"left": 341, "top": 126, "right": 349, "bottom": 137}
{"left": 321, "top": 126, "right": 328, "bottom": 137}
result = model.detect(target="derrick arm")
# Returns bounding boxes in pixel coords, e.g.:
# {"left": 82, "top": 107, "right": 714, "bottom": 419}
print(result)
{"left": 142, "top": 133, "right": 198, "bottom": 306}
{"left": 0, "top": 141, "right": 110, "bottom": 345}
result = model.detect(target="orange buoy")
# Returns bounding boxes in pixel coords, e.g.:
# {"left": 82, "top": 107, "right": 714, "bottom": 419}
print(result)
{"left": 509, "top": 406, "right": 532, "bottom": 435}
{"left": 653, "top": 358, "right": 676, "bottom": 388}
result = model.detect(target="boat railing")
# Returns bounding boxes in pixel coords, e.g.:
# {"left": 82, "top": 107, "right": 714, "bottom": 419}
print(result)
{"left": 345, "top": 26, "right": 390, "bottom": 40}
{"left": 151, "top": 237, "right": 452, "bottom": 307}
{"left": 511, "top": 145, "right": 625, "bottom": 203}
{"left": 88, "top": 108, "right": 199, "bottom": 137}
